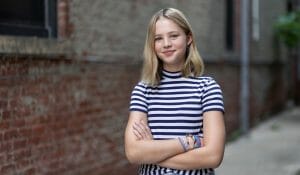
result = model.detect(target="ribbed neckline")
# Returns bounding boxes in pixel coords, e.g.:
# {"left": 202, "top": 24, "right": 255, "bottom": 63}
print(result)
{"left": 162, "top": 69, "right": 182, "bottom": 79}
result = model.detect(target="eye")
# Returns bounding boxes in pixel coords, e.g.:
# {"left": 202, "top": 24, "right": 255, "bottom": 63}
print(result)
{"left": 170, "top": 34, "right": 179, "bottom": 39}
{"left": 154, "top": 37, "right": 162, "bottom": 41}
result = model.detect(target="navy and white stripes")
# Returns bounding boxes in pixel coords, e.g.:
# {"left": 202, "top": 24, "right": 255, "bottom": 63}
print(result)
{"left": 129, "top": 70, "right": 224, "bottom": 175}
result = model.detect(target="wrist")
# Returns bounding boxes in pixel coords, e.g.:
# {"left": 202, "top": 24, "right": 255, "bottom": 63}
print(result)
{"left": 178, "top": 137, "right": 188, "bottom": 152}
{"left": 187, "top": 134, "right": 203, "bottom": 149}
{"left": 192, "top": 135, "right": 202, "bottom": 148}
{"left": 186, "top": 134, "right": 194, "bottom": 150}
{"left": 178, "top": 134, "right": 203, "bottom": 152}
{"left": 178, "top": 135, "right": 193, "bottom": 152}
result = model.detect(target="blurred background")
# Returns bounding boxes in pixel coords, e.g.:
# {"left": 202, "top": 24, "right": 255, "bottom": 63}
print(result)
{"left": 0, "top": 0, "right": 299, "bottom": 174}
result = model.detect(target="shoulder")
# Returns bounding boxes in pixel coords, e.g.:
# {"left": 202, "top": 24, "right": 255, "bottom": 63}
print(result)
{"left": 191, "top": 76, "right": 221, "bottom": 87}
{"left": 198, "top": 76, "right": 216, "bottom": 83}
{"left": 132, "top": 81, "right": 152, "bottom": 93}
{"left": 133, "top": 81, "right": 148, "bottom": 89}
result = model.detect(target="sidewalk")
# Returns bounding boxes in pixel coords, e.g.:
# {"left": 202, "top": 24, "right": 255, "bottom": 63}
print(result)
{"left": 216, "top": 107, "right": 300, "bottom": 175}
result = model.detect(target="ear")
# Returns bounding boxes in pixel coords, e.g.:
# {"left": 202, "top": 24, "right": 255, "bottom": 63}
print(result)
{"left": 187, "top": 34, "right": 192, "bottom": 46}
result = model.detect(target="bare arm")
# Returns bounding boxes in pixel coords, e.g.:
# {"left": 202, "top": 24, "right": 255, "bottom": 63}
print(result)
{"left": 124, "top": 111, "right": 186, "bottom": 164}
{"left": 158, "top": 111, "right": 226, "bottom": 170}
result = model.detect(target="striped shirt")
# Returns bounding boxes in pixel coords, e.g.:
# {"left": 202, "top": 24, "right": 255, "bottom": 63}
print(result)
{"left": 129, "top": 70, "right": 224, "bottom": 175}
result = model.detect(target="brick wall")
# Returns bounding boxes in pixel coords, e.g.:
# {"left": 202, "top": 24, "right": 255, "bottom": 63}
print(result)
{"left": 249, "top": 62, "right": 288, "bottom": 123}
{"left": 0, "top": 56, "right": 139, "bottom": 174}
{"left": 0, "top": 56, "right": 288, "bottom": 175}
{"left": 205, "top": 60, "right": 288, "bottom": 135}
{"left": 204, "top": 63, "right": 241, "bottom": 135}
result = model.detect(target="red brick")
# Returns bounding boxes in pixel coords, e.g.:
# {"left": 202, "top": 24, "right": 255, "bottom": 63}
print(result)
{"left": 0, "top": 142, "right": 12, "bottom": 153}
{"left": 31, "top": 125, "right": 46, "bottom": 136}
{"left": 13, "top": 149, "right": 31, "bottom": 161}
{"left": 1, "top": 164, "right": 15, "bottom": 174}
{"left": 11, "top": 119, "right": 25, "bottom": 128}
{"left": 4, "top": 129, "right": 18, "bottom": 140}
{"left": 2, "top": 110, "right": 12, "bottom": 120}
{"left": 0, "top": 121, "right": 10, "bottom": 130}
{"left": 24, "top": 167, "right": 36, "bottom": 175}
{"left": 18, "top": 128, "right": 32, "bottom": 138}
{"left": 13, "top": 139, "right": 27, "bottom": 150}
{"left": 28, "top": 136, "right": 41, "bottom": 146}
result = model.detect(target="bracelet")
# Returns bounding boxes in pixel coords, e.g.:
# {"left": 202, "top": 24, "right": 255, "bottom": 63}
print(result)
{"left": 178, "top": 137, "right": 189, "bottom": 152}
{"left": 193, "top": 135, "right": 202, "bottom": 148}
{"left": 186, "top": 134, "right": 192, "bottom": 148}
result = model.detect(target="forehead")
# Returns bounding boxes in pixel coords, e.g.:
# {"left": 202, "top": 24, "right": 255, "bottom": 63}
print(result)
{"left": 155, "top": 17, "right": 183, "bottom": 34}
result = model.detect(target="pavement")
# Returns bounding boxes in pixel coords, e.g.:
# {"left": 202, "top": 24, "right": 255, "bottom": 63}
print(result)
{"left": 215, "top": 106, "right": 300, "bottom": 175}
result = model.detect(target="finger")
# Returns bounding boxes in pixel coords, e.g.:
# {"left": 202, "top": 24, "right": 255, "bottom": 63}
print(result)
{"left": 134, "top": 122, "right": 150, "bottom": 139}
{"left": 135, "top": 121, "right": 148, "bottom": 138}
{"left": 132, "top": 123, "right": 144, "bottom": 139}
{"left": 139, "top": 121, "right": 152, "bottom": 139}
{"left": 132, "top": 128, "right": 142, "bottom": 140}
{"left": 134, "top": 122, "right": 144, "bottom": 132}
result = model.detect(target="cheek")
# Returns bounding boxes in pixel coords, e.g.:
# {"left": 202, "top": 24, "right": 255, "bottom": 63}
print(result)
{"left": 174, "top": 42, "right": 187, "bottom": 53}
{"left": 154, "top": 43, "right": 161, "bottom": 53}
{"left": 179, "top": 38, "right": 188, "bottom": 48}
{"left": 176, "top": 41, "right": 188, "bottom": 57}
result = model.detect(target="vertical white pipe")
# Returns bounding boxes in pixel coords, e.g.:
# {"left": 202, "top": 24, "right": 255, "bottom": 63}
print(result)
{"left": 240, "top": 0, "right": 250, "bottom": 134}
{"left": 252, "top": 0, "right": 260, "bottom": 41}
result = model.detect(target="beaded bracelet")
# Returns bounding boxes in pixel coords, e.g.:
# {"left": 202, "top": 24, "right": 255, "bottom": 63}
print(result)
{"left": 193, "top": 135, "right": 202, "bottom": 148}
{"left": 178, "top": 137, "right": 189, "bottom": 152}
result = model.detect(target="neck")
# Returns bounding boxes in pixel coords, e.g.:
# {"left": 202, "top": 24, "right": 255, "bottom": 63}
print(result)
{"left": 163, "top": 65, "right": 183, "bottom": 72}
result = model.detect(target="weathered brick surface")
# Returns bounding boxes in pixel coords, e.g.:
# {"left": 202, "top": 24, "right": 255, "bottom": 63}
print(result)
{"left": 0, "top": 58, "right": 289, "bottom": 174}
{"left": 205, "top": 63, "right": 241, "bottom": 134}
{"left": 0, "top": 56, "right": 139, "bottom": 174}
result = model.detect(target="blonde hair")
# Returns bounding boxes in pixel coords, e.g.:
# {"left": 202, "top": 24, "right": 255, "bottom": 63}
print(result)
{"left": 141, "top": 8, "right": 205, "bottom": 86}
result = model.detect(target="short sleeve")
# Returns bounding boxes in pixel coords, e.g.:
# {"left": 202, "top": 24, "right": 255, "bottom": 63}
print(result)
{"left": 129, "top": 82, "right": 148, "bottom": 113}
{"left": 201, "top": 78, "right": 225, "bottom": 113}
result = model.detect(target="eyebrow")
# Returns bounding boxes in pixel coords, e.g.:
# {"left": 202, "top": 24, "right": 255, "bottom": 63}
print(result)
{"left": 154, "top": 31, "right": 180, "bottom": 36}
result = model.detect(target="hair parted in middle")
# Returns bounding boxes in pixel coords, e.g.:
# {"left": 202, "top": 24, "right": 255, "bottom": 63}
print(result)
{"left": 141, "top": 7, "right": 205, "bottom": 86}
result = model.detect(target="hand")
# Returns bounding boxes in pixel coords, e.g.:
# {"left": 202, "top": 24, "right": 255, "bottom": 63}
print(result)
{"left": 132, "top": 120, "right": 153, "bottom": 140}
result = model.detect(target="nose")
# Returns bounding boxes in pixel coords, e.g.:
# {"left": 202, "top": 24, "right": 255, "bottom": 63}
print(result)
{"left": 163, "top": 38, "right": 171, "bottom": 48}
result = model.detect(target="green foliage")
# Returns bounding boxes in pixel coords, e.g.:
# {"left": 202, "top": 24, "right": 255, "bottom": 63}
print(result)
{"left": 274, "top": 11, "right": 300, "bottom": 49}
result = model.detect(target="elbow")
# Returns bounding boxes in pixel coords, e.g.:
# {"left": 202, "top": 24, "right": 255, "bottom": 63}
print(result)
{"left": 125, "top": 146, "right": 157, "bottom": 165}
{"left": 125, "top": 145, "right": 144, "bottom": 164}
{"left": 125, "top": 148, "right": 139, "bottom": 164}
{"left": 208, "top": 153, "right": 224, "bottom": 168}
{"left": 210, "top": 157, "right": 223, "bottom": 168}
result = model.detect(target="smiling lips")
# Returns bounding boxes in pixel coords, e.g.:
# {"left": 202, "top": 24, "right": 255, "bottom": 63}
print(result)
{"left": 162, "top": 50, "right": 175, "bottom": 56}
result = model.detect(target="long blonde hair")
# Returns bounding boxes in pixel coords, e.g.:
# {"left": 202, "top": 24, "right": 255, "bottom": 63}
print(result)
{"left": 141, "top": 8, "right": 204, "bottom": 86}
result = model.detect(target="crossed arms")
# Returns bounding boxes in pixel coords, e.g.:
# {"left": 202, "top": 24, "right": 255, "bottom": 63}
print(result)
{"left": 124, "top": 111, "right": 226, "bottom": 170}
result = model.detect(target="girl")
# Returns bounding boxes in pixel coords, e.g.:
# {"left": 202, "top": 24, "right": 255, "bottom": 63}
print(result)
{"left": 125, "top": 8, "right": 225, "bottom": 175}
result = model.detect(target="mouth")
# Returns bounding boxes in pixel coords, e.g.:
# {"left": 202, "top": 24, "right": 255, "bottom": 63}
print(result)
{"left": 162, "top": 50, "right": 175, "bottom": 56}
